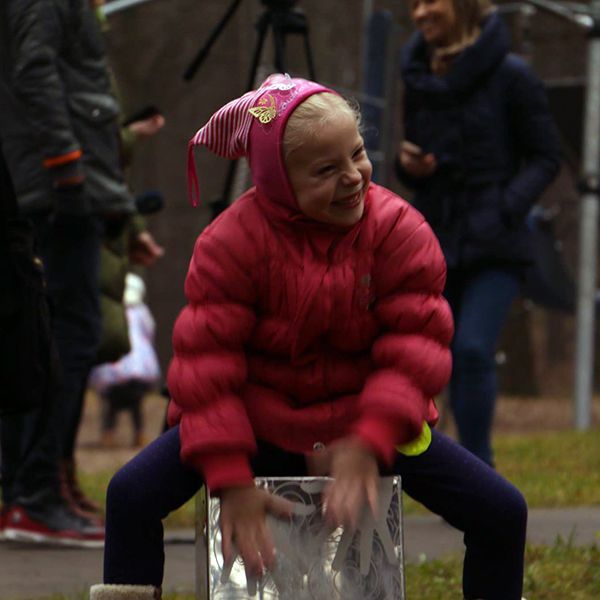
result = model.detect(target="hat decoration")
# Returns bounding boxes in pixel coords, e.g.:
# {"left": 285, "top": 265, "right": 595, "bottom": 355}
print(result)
{"left": 187, "top": 74, "right": 333, "bottom": 207}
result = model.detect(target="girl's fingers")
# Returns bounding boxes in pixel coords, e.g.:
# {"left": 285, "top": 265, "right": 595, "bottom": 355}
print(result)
{"left": 267, "top": 494, "right": 295, "bottom": 520}
{"left": 220, "top": 522, "right": 234, "bottom": 566}
{"left": 324, "top": 481, "right": 355, "bottom": 529}
{"left": 324, "top": 477, "right": 380, "bottom": 530}
{"left": 366, "top": 477, "right": 379, "bottom": 519}
{"left": 322, "top": 483, "right": 339, "bottom": 526}
{"left": 237, "top": 533, "right": 265, "bottom": 577}
{"left": 257, "top": 525, "right": 277, "bottom": 570}
{"left": 348, "top": 486, "right": 365, "bottom": 530}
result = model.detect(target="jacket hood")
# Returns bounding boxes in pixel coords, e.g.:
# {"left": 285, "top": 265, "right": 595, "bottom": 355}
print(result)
{"left": 187, "top": 74, "right": 334, "bottom": 215}
{"left": 400, "top": 11, "right": 510, "bottom": 96}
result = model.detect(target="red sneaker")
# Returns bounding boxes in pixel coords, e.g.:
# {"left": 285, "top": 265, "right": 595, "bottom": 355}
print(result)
{"left": 0, "top": 505, "right": 8, "bottom": 541}
{"left": 4, "top": 501, "right": 104, "bottom": 548}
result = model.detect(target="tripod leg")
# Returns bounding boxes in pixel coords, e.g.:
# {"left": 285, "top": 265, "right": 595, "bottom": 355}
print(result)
{"left": 211, "top": 15, "right": 271, "bottom": 221}
{"left": 272, "top": 28, "right": 287, "bottom": 74}
{"left": 246, "top": 14, "right": 270, "bottom": 90}
{"left": 303, "top": 34, "right": 317, "bottom": 80}
{"left": 272, "top": 9, "right": 316, "bottom": 80}
{"left": 183, "top": 0, "right": 244, "bottom": 81}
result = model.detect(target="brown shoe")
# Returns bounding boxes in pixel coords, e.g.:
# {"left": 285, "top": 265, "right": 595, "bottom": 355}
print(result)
{"left": 133, "top": 431, "right": 149, "bottom": 448}
{"left": 60, "top": 458, "right": 102, "bottom": 516}
{"left": 100, "top": 429, "right": 116, "bottom": 448}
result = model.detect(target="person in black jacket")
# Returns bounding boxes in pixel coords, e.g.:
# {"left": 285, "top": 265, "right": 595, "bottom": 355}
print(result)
{"left": 397, "top": 0, "right": 561, "bottom": 466}
{"left": 0, "top": 146, "right": 63, "bottom": 539}
{"left": 0, "top": 0, "right": 158, "bottom": 546}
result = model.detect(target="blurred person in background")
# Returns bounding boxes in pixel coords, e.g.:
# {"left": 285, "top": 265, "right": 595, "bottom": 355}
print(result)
{"left": 0, "top": 0, "right": 158, "bottom": 546}
{"left": 0, "top": 147, "right": 59, "bottom": 541}
{"left": 396, "top": 0, "right": 561, "bottom": 466}
{"left": 89, "top": 0, "right": 165, "bottom": 451}
{"left": 89, "top": 272, "right": 162, "bottom": 449}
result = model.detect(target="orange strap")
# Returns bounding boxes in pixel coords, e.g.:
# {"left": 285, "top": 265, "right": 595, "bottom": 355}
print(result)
{"left": 42, "top": 149, "right": 82, "bottom": 168}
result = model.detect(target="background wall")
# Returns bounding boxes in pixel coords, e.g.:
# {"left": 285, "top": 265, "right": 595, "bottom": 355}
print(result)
{"left": 104, "top": 0, "right": 592, "bottom": 398}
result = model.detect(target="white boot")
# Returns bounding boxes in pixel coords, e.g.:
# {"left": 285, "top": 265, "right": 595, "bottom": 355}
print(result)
{"left": 89, "top": 584, "right": 161, "bottom": 600}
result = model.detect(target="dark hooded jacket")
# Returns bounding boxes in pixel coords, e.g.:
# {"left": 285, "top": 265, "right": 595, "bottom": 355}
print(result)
{"left": 397, "top": 11, "right": 561, "bottom": 269}
{"left": 0, "top": 0, "right": 133, "bottom": 216}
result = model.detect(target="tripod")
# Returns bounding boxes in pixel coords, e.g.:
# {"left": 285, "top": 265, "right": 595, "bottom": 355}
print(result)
{"left": 183, "top": 0, "right": 317, "bottom": 219}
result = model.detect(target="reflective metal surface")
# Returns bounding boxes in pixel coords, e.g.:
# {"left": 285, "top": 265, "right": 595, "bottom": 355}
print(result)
{"left": 195, "top": 476, "right": 405, "bottom": 599}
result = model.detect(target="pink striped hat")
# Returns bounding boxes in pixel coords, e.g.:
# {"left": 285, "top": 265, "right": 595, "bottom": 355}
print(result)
{"left": 187, "top": 73, "right": 335, "bottom": 208}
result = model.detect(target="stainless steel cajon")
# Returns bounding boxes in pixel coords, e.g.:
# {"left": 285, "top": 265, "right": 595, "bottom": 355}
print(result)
{"left": 194, "top": 476, "right": 405, "bottom": 599}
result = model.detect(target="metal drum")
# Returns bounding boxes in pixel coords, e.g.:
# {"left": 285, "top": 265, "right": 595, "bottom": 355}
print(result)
{"left": 195, "top": 476, "right": 405, "bottom": 599}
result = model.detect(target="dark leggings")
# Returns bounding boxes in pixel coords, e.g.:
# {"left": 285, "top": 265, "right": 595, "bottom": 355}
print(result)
{"left": 444, "top": 267, "right": 521, "bottom": 466}
{"left": 104, "top": 426, "right": 526, "bottom": 600}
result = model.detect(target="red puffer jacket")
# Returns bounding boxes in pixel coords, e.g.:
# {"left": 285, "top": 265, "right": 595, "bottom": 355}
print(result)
{"left": 167, "top": 183, "right": 453, "bottom": 491}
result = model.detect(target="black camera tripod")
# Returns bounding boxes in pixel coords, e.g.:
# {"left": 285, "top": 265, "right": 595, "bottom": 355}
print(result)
{"left": 184, "top": 0, "right": 317, "bottom": 219}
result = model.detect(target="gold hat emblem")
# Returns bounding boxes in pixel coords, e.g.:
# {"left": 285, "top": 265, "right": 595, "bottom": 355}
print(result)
{"left": 248, "top": 94, "right": 277, "bottom": 124}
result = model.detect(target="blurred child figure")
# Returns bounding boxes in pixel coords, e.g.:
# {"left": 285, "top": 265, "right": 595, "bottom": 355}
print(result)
{"left": 89, "top": 272, "right": 161, "bottom": 448}
{"left": 91, "top": 74, "right": 527, "bottom": 600}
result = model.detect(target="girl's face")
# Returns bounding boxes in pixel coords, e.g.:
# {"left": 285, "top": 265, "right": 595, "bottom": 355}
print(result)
{"left": 410, "top": 0, "right": 458, "bottom": 47}
{"left": 285, "top": 113, "right": 372, "bottom": 227}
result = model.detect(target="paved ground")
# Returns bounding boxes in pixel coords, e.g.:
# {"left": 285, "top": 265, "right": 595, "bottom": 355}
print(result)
{"left": 1, "top": 506, "right": 599, "bottom": 599}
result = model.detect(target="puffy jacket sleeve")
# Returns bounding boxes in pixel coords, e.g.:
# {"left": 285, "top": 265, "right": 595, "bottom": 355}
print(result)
{"left": 167, "top": 217, "right": 259, "bottom": 491}
{"left": 5, "top": 0, "right": 84, "bottom": 186}
{"left": 352, "top": 201, "right": 453, "bottom": 465}
{"left": 502, "top": 58, "right": 561, "bottom": 224}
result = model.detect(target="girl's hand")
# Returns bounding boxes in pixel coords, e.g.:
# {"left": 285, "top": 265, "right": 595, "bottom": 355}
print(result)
{"left": 323, "top": 437, "right": 379, "bottom": 531}
{"left": 399, "top": 140, "right": 437, "bottom": 178}
{"left": 219, "top": 485, "right": 294, "bottom": 579}
{"left": 305, "top": 445, "right": 331, "bottom": 476}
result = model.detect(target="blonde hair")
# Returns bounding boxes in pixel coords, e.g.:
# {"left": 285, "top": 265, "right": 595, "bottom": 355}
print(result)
{"left": 283, "top": 93, "right": 362, "bottom": 159}
{"left": 452, "top": 0, "right": 494, "bottom": 40}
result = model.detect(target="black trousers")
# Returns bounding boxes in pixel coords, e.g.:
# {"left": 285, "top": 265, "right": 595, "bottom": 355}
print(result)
{"left": 1, "top": 213, "right": 103, "bottom": 503}
{"left": 104, "top": 425, "right": 527, "bottom": 600}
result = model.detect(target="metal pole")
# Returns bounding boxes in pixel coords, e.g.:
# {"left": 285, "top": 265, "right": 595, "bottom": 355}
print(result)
{"left": 360, "top": 0, "right": 374, "bottom": 90}
{"left": 502, "top": 0, "right": 597, "bottom": 428}
{"left": 574, "top": 1, "right": 600, "bottom": 429}
{"left": 522, "top": 0, "right": 593, "bottom": 26}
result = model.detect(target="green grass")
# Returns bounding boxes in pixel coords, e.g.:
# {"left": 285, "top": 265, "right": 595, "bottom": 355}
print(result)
{"left": 402, "top": 428, "right": 600, "bottom": 515}
{"left": 404, "top": 538, "right": 600, "bottom": 599}
{"left": 495, "top": 429, "right": 600, "bottom": 507}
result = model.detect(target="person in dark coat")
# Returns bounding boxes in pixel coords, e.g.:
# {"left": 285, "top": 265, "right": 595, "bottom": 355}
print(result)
{"left": 397, "top": 0, "right": 561, "bottom": 466}
{"left": 0, "top": 0, "right": 157, "bottom": 546}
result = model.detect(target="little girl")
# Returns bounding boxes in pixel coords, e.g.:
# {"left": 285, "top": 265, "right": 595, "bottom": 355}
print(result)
{"left": 91, "top": 74, "right": 527, "bottom": 600}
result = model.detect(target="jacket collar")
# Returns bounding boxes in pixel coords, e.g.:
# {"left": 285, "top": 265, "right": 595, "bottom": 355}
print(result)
{"left": 401, "top": 11, "right": 510, "bottom": 96}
